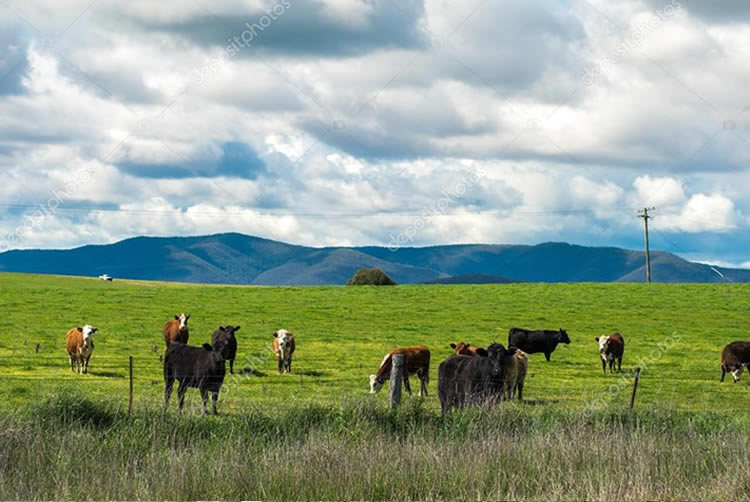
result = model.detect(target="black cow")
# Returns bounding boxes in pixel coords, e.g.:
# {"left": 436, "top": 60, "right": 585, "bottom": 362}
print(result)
{"left": 164, "top": 341, "right": 229, "bottom": 415}
{"left": 508, "top": 327, "right": 570, "bottom": 361}
{"left": 437, "top": 343, "right": 515, "bottom": 414}
{"left": 721, "top": 341, "right": 750, "bottom": 383}
{"left": 211, "top": 325, "right": 240, "bottom": 374}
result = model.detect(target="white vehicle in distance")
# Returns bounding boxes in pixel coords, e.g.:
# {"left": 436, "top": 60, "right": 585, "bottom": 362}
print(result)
{"left": 98, "top": 274, "right": 113, "bottom": 281}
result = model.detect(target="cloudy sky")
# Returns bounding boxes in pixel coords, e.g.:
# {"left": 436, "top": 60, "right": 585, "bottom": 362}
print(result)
{"left": 1, "top": 0, "right": 749, "bottom": 266}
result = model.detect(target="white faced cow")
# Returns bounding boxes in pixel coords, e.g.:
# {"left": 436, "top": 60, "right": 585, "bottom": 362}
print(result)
{"left": 721, "top": 341, "right": 750, "bottom": 383}
{"left": 163, "top": 313, "right": 190, "bottom": 347}
{"left": 66, "top": 324, "right": 99, "bottom": 374}
{"left": 369, "top": 345, "right": 430, "bottom": 397}
{"left": 595, "top": 332, "right": 625, "bottom": 373}
{"left": 272, "top": 329, "right": 295, "bottom": 373}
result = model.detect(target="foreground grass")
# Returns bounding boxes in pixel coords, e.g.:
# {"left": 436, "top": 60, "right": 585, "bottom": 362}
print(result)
{"left": 1, "top": 392, "right": 749, "bottom": 501}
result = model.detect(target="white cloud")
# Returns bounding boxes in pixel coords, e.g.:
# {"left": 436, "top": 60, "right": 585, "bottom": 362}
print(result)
{"left": 655, "top": 193, "right": 738, "bottom": 232}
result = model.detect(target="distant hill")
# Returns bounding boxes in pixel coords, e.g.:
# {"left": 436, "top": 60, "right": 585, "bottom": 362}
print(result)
{"left": 0, "top": 232, "right": 748, "bottom": 285}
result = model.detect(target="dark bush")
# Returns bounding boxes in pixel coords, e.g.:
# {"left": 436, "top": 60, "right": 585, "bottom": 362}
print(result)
{"left": 346, "top": 268, "right": 397, "bottom": 286}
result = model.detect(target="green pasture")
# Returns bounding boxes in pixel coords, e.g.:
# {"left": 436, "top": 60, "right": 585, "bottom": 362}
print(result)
{"left": 1, "top": 272, "right": 749, "bottom": 419}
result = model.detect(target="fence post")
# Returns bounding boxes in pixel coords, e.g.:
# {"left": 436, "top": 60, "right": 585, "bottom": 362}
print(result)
{"left": 128, "top": 356, "right": 134, "bottom": 414}
{"left": 389, "top": 354, "right": 404, "bottom": 409}
{"left": 629, "top": 367, "right": 641, "bottom": 410}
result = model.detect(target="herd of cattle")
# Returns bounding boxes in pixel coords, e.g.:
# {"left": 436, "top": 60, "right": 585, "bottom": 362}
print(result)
{"left": 62, "top": 313, "right": 750, "bottom": 415}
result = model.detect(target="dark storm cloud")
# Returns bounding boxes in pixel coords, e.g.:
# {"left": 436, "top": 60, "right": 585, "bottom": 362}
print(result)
{"left": 0, "top": 28, "right": 30, "bottom": 96}
{"left": 645, "top": 0, "right": 750, "bottom": 23}
{"left": 140, "top": 0, "right": 427, "bottom": 57}
{"left": 117, "top": 141, "right": 267, "bottom": 179}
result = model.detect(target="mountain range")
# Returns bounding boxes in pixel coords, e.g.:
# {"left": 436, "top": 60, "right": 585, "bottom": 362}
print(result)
{"left": 0, "top": 232, "right": 747, "bottom": 285}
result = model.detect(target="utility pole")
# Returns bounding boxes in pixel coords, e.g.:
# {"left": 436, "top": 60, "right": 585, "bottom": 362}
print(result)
{"left": 638, "top": 207, "right": 655, "bottom": 283}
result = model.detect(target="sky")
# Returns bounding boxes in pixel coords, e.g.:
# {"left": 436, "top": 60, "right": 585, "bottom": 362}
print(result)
{"left": 1, "top": 0, "right": 749, "bottom": 266}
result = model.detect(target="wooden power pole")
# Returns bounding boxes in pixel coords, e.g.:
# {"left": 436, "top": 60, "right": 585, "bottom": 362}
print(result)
{"left": 638, "top": 207, "right": 655, "bottom": 283}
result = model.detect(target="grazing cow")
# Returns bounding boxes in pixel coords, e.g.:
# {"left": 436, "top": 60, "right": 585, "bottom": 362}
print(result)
{"left": 595, "top": 332, "right": 625, "bottom": 373}
{"left": 449, "top": 342, "right": 488, "bottom": 357}
{"left": 211, "top": 325, "right": 240, "bottom": 374}
{"left": 437, "top": 343, "right": 515, "bottom": 413}
{"left": 508, "top": 327, "right": 570, "bottom": 361}
{"left": 272, "top": 329, "right": 295, "bottom": 374}
{"left": 505, "top": 349, "right": 528, "bottom": 400}
{"left": 721, "top": 341, "right": 750, "bottom": 383}
{"left": 164, "top": 341, "right": 229, "bottom": 415}
{"left": 369, "top": 345, "right": 431, "bottom": 397}
{"left": 65, "top": 324, "right": 98, "bottom": 374}
{"left": 163, "top": 313, "right": 190, "bottom": 347}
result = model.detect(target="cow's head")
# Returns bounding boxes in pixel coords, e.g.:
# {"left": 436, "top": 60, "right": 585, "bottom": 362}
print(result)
{"left": 219, "top": 325, "right": 240, "bottom": 338}
{"left": 487, "top": 342, "right": 509, "bottom": 363}
{"left": 728, "top": 363, "right": 746, "bottom": 383}
{"left": 78, "top": 325, "right": 98, "bottom": 348}
{"left": 273, "top": 329, "right": 292, "bottom": 350}
{"left": 369, "top": 374, "right": 387, "bottom": 394}
{"left": 174, "top": 313, "right": 190, "bottom": 330}
{"left": 450, "top": 342, "right": 471, "bottom": 355}
{"left": 595, "top": 335, "right": 610, "bottom": 358}
{"left": 558, "top": 329, "right": 571, "bottom": 344}
{"left": 202, "top": 342, "right": 226, "bottom": 364}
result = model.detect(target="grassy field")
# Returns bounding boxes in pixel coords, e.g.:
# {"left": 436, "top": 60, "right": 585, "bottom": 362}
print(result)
{"left": 2, "top": 272, "right": 750, "bottom": 500}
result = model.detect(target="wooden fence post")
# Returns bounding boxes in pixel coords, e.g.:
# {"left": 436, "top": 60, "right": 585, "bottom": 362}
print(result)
{"left": 629, "top": 367, "right": 641, "bottom": 410}
{"left": 389, "top": 354, "right": 404, "bottom": 409}
{"left": 128, "top": 356, "right": 134, "bottom": 414}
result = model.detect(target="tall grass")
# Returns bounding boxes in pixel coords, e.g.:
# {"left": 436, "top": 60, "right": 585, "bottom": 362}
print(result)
{"left": 1, "top": 391, "right": 749, "bottom": 501}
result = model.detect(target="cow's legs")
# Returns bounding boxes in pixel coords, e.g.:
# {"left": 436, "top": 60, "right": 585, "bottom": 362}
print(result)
{"left": 544, "top": 352, "right": 551, "bottom": 362}
{"left": 403, "top": 372, "right": 412, "bottom": 396}
{"left": 177, "top": 381, "right": 188, "bottom": 410}
{"left": 164, "top": 376, "right": 175, "bottom": 408}
{"left": 418, "top": 370, "right": 428, "bottom": 397}
{"left": 601, "top": 358, "right": 606, "bottom": 374}
{"left": 212, "top": 391, "right": 219, "bottom": 415}
{"left": 287, "top": 358, "right": 292, "bottom": 373}
{"left": 200, "top": 388, "right": 209, "bottom": 415}
{"left": 229, "top": 358, "right": 234, "bottom": 375}
{"left": 278, "top": 358, "right": 284, "bottom": 374}
{"left": 83, "top": 355, "right": 91, "bottom": 374}
{"left": 517, "top": 380, "right": 524, "bottom": 401}
{"left": 721, "top": 366, "right": 726, "bottom": 382}
{"left": 69, "top": 354, "right": 75, "bottom": 372}
{"left": 617, "top": 357, "right": 622, "bottom": 372}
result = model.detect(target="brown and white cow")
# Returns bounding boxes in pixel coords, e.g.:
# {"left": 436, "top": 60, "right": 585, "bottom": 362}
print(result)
{"left": 595, "top": 332, "right": 625, "bottom": 373}
{"left": 272, "top": 329, "right": 295, "bottom": 374}
{"left": 369, "top": 345, "right": 430, "bottom": 397}
{"left": 449, "top": 342, "right": 487, "bottom": 357}
{"left": 163, "top": 313, "right": 190, "bottom": 347}
{"left": 721, "top": 341, "right": 750, "bottom": 383}
{"left": 66, "top": 324, "right": 98, "bottom": 374}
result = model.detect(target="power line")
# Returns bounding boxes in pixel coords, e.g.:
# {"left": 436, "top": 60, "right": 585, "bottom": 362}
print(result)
{"left": 0, "top": 202, "right": 634, "bottom": 218}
